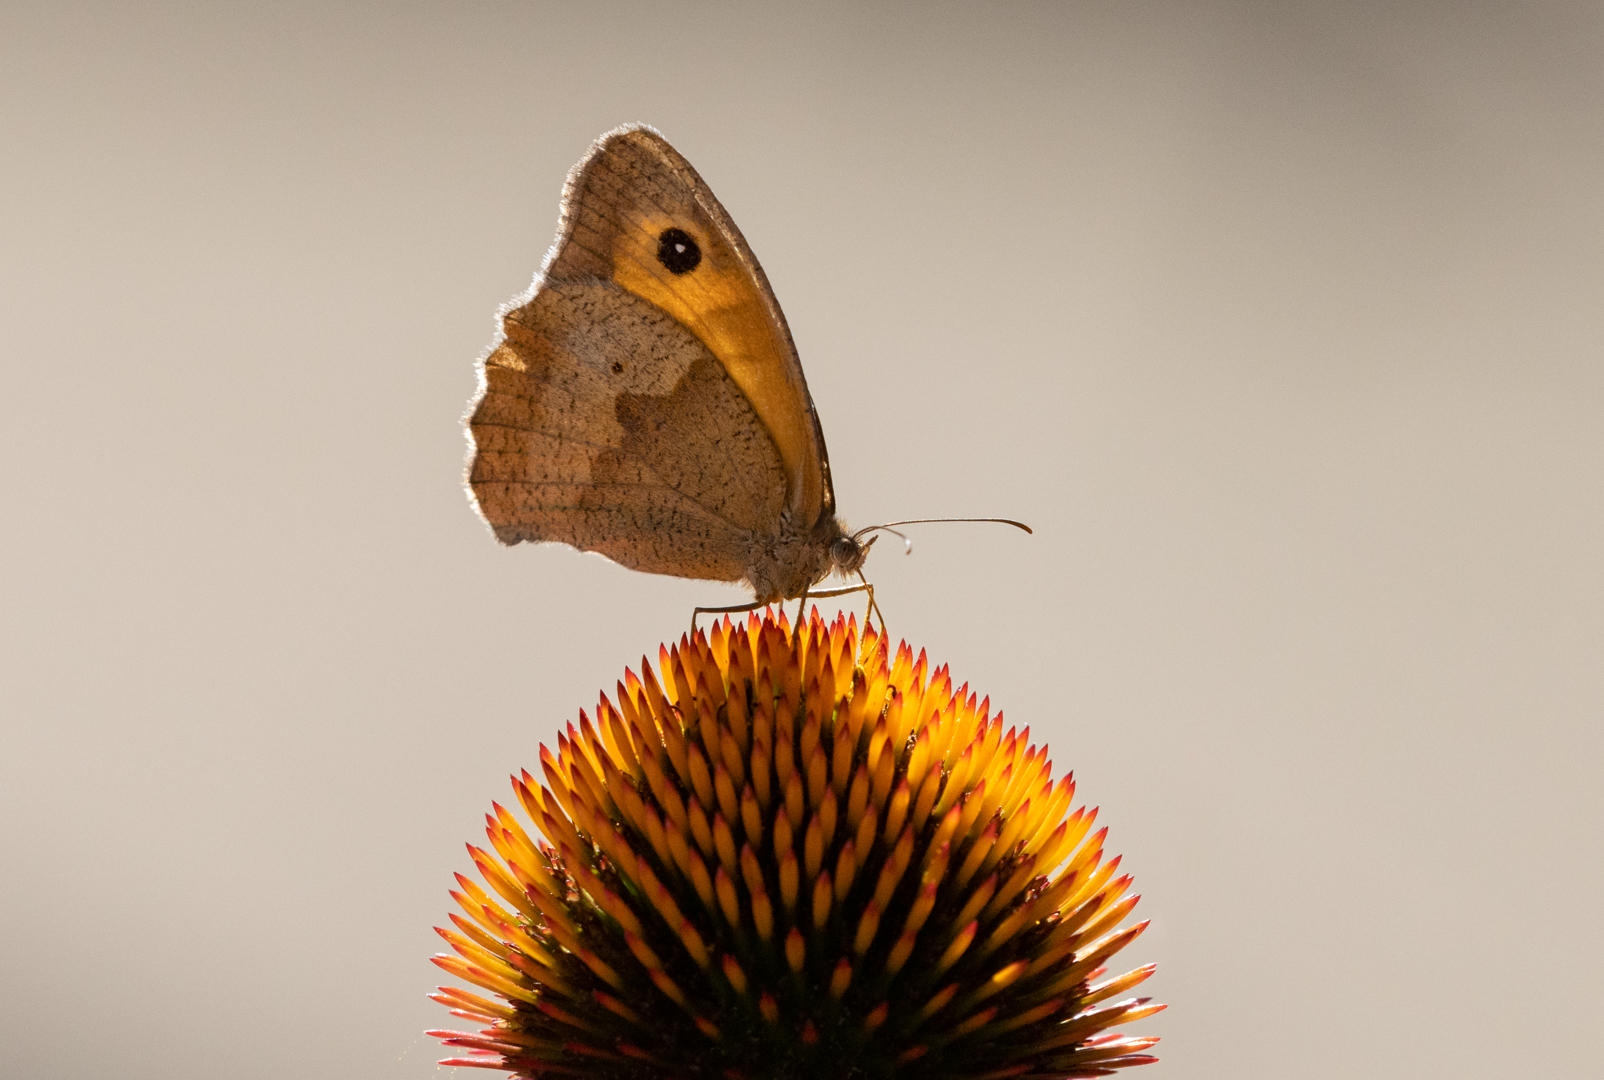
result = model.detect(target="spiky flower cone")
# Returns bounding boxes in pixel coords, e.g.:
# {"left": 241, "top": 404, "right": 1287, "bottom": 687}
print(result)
{"left": 430, "top": 610, "right": 1161, "bottom": 1078}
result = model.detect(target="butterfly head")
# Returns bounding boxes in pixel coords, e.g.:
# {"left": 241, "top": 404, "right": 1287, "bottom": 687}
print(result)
{"left": 828, "top": 532, "right": 874, "bottom": 576}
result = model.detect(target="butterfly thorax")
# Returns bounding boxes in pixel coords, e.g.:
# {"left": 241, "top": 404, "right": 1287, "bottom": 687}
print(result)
{"left": 742, "top": 513, "right": 865, "bottom": 604}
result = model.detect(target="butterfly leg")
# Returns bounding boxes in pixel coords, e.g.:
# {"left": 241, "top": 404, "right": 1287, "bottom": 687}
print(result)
{"left": 853, "top": 574, "right": 887, "bottom": 642}
{"left": 693, "top": 581, "right": 884, "bottom": 641}
{"left": 858, "top": 573, "right": 886, "bottom": 641}
{"left": 691, "top": 600, "right": 767, "bottom": 636}
{"left": 796, "top": 576, "right": 887, "bottom": 642}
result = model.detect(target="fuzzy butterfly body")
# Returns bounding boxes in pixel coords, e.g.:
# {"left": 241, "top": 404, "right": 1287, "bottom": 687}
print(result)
{"left": 466, "top": 125, "right": 867, "bottom": 602}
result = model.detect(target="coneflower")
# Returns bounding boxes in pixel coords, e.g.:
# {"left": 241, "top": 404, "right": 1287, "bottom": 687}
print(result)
{"left": 430, "top": 609, "right": 1161, "bottom": 1078}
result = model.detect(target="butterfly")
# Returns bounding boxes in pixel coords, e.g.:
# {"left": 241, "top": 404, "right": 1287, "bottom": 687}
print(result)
{"left": 465, "top": 125, "right": 1024, "bottom": 620}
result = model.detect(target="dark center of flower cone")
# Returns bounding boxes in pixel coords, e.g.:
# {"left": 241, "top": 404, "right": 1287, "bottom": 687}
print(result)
{"left": 430, "top": 609, "right": 1161, "bottom": 1079}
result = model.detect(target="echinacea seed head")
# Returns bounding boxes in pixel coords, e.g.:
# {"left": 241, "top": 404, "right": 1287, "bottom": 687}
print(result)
{"left": 430, "top": 608, "right": 1161, "bottom": 1078}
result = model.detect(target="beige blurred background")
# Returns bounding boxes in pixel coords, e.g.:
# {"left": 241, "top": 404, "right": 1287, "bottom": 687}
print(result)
{"left": 3, "top": 2, "right": 1600, "bottom": 1078}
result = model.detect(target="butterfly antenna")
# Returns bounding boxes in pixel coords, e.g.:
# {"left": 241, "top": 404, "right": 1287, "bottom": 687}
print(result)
{"left": 850, "top": 517, "right": 1031, "bottom": 555}
{"left": 864, "top": 525, "right": 912, "bottom": 554}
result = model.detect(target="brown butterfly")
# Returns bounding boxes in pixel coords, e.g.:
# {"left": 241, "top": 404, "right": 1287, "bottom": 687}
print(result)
{"left": 465, "top": 125, "right": 1024, "bottom": 622}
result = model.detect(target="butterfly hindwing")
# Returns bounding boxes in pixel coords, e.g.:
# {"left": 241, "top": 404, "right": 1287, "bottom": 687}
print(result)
{"left": 468, "top": 279, "right": 786, "bottom": 581}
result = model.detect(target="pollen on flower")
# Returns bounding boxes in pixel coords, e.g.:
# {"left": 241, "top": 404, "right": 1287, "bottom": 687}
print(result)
{"left": 429, "top": 608, "right": 1162, "bottom": 1078}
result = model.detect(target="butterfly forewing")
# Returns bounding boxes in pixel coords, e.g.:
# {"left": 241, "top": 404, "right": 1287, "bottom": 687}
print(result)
{"left": 543, "top": 127, "right": 830, "bottom": 528}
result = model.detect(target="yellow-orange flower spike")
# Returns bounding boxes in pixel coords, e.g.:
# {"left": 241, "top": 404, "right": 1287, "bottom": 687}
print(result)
{"left": 429, "top": 608, "right": 1161, "bottom": 1078}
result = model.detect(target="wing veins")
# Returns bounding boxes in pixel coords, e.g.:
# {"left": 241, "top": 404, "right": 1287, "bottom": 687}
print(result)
{"left": 479, "top": 479, "right": 754, "bottom": 536}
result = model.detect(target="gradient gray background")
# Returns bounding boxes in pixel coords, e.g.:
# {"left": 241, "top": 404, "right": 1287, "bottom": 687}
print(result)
{"left": 3, "top": 3, "right": 1600, "bottom": 1078}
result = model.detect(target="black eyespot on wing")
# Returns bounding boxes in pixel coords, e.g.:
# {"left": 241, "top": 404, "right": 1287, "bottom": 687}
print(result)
{"left": 656, "top": 227, "right": 702, "bottom": 275}
{"left": 611, "top": 361, "right": 625, "bottom": 374}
